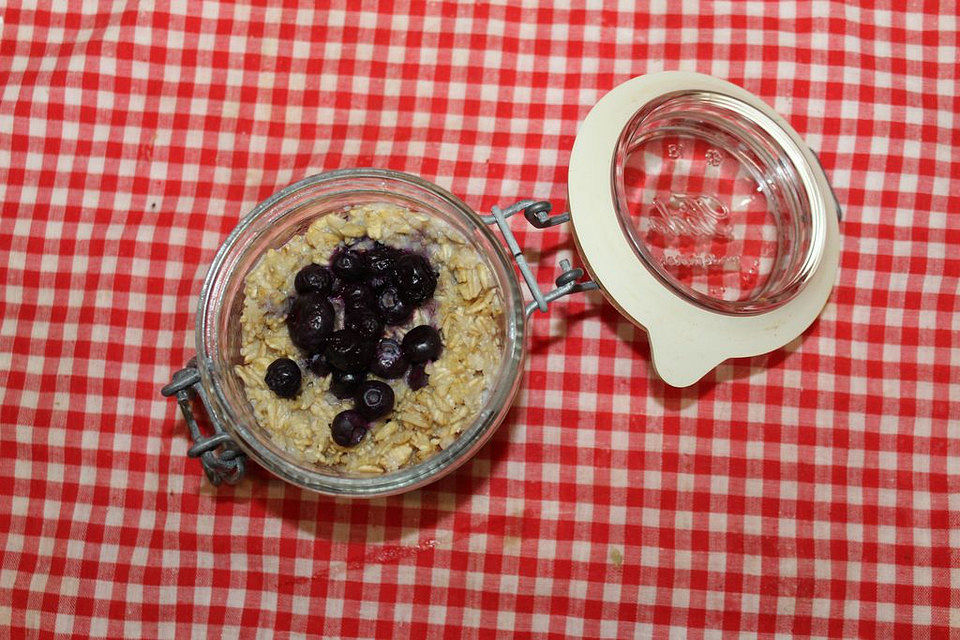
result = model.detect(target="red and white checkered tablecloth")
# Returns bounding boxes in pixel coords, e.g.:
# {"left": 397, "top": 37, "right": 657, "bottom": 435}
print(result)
{"left": 2, "top": 1, "right": 958, "bottom": 637}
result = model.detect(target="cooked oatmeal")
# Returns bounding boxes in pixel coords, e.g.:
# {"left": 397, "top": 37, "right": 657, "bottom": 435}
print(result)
{"left": 234, "top": 203, "right": 504, "bottom": 473}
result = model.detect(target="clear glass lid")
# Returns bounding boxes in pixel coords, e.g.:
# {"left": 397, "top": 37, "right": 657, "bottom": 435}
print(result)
{"left": 612, "top": 90, "right": 824, "bottom": 314}
{"left": 568, "top": 72, "right": 840, "bottom": 386}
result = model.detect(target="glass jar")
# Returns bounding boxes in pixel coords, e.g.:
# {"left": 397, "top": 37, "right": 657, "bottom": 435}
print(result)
{"left": 185, "top": 169, "right": 527, "bottom": 497}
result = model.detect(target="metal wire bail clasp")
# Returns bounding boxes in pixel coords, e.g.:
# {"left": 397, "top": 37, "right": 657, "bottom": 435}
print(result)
{"left": 161, "top": 357, "right": 246, "bottom": 486}
{"left": 481, "top": 200, "right": 598, "bottom": 318}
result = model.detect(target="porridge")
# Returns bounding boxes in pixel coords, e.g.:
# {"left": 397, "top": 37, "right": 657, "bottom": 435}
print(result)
{"left": 234, "top": 203, "right": 504, "bottom": 474}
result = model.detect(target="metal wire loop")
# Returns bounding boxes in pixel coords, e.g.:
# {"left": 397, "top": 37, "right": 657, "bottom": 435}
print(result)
{"left": 481, "top": 199, "right": 598, "bottom": 319}
{"left": 162, "top": 361, "right": 246, "bottom": 486}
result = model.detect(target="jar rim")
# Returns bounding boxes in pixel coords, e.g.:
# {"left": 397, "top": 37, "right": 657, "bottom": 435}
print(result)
{"left": 194, "top": 168, "right": 527, "bottom": 496}
{"left": 611, "top": 89, "right": 826, "bottom": 315}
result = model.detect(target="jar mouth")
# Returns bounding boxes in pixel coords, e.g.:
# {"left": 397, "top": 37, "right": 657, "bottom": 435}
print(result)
{"left": 612, "top": 90, "right": 825, "bottom": 315}
{"left": 194, "top": 169, "right": 526, "bottom": 497}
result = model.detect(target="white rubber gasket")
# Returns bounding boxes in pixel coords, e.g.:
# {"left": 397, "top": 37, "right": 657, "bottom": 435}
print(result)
{"left": 567, "top": 71, "right": 840, "bottom": 387}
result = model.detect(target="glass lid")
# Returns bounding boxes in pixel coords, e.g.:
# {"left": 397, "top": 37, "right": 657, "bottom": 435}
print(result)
{"left": 566, "top": 72, "right": 841, "bottom": 386}
{"left": 612, "top": 90, "right": 823, "bottom": 315}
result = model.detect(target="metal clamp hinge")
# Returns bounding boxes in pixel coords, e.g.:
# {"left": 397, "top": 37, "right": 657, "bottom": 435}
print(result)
{"left": 161, "top": 357, "right": 246, "bottom": 486}
{"left": 481, "top": 200, "right": 598, "bottom": 318}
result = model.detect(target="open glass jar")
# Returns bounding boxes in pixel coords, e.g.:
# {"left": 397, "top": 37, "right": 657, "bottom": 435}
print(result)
{"left": 163, "top": 72, "right": 840, "bottom": 496}
{"left": 165, "top": 170, "right": 537, "bottom": 496}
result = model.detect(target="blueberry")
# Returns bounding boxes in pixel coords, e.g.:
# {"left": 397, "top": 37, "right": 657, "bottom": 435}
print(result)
{"left": 340, "top": 281, "right": 375, "bottom": 310}
{"left": 345, "top": 307, "right": 384, "bottom": 341}
{"left": 331, "top": 248, "right": 367, "bottom": 282}
{"left": 355, "top": 380, "right": 395, "bottom": 420}
{"left": 344, "top": 244, "right": 399, "bottom": 294}
{"left": 369, "top": 338, "right": 409, "bottom": 379}
{"left": 330, "top": 410, "right": 368, "bottom": 447}
{"left": 367, "top": 243, "right": 403, "bottom": 279}
{"left": 287, "top": 293, "right": 336, "bottom": 353}
{"left": 329, "top": 368, "right": 366, "bottom": 399}
{"left": 294, "top": 264, "right": 333, "bottom": 296}
{"left": 324, "top": 329, "right": 375, "bottom": 373}
{"left": 264, "top": 358, "right": 302, "bottom": 398}
{"left": 306, "top": 351, "right": 331, "bottom": 377}
{"left": 368, "top": 274, "right": 394, "bottom": 291}
{"left": 407, "top": 362, "right": 429, "bottom": 391}
{"left": 374, "top": 286, "right": 413, "bottom": 326}
{"left": 401, "top": 325, "right": 442, "bottom": 363}
{"left": 394, "top": 254, "right": 437, "bottom": 305}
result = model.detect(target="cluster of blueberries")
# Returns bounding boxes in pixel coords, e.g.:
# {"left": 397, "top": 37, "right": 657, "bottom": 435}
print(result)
{"left": 263, "top": 241, "right": 443, "bottom": 447}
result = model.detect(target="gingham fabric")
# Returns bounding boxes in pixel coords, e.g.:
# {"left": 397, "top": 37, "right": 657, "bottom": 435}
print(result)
{"left": 1, "top": 2, "right": 957, "bottom": 637}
